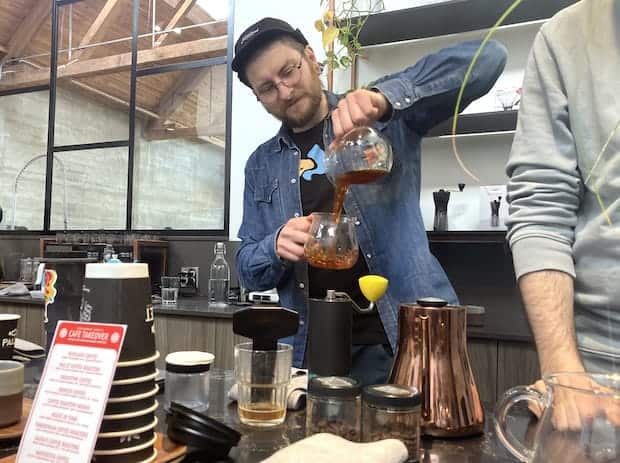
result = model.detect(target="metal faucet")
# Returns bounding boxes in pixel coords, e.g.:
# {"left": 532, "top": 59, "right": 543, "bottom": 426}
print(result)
{"left": 11, "top": 154, "right": 68, "bottom": 230}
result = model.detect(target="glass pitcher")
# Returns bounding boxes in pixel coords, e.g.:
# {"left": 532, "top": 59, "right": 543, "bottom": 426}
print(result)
{"left": 304, "top": 213, "right": 358, "bottom": 270}
{"left": 323, "top": 126, "right": 393, "bottom": 184}
{"left": 495, "top": 372, "right": 620, "bottom": 462}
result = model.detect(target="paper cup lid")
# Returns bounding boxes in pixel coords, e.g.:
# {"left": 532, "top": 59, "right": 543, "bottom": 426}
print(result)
{"left": 85, "top": 263, "right": 149, "bottom": 279}
{"left": 166, "top": 351, "right": 214, "bottom": 373}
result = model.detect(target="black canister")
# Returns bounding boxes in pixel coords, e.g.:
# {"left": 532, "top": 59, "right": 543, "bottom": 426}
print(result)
{"left": 80, "top": 263, "right": 155, "bottom": 362}
{"left": 307, "top": 290, "right": 352, "bottom": 377}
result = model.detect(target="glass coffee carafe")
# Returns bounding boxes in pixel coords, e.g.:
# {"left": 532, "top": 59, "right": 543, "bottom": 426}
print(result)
{"left": 305, "top": 213, "right": 358, "bottom": 270}
{"left": 324, "top": 126, "right": 393, "bottom": 185}
{"left": 325, "top": 126, "right": 393, "bottom": 218}
{"left": 495, "top": 372, "right": 620, "bottom": 462}
{"left": 307, "top": 125, "right": 392, "bottom": 270}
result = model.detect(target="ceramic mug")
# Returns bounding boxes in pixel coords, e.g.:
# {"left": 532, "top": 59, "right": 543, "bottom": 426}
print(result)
{"left": 0, "top": 360, "right": 24, "bottom": 427}
{"left": 0, "top": 314, "right": 20, "bottom": 360}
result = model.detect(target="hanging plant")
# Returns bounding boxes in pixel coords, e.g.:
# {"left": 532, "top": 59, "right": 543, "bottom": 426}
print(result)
{"left": 315, "top": 0, "right": 384, "bottom": 70}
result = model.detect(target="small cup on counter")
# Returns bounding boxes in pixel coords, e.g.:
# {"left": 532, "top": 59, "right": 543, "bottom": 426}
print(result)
{"left": 161, "top": 276, "right": 180, "bottom": 305}
{"left": 234, "top": 342, "right": 292, "bottom": 427}
{"left": 0, "top": 360, "right": 24, "bottom": 427}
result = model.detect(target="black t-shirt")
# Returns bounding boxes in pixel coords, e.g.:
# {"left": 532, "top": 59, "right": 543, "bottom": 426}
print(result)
{"left": 289, "top": 121, "right": 388, "bottom": 345}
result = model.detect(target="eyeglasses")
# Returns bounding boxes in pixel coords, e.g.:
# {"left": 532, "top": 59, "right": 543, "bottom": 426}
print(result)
{"left": 254, "top": 59, "right": 303, "bottom": 103}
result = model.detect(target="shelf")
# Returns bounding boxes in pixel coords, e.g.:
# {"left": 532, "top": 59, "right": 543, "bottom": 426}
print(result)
{"left": 355, "top": 0, "right": 578, "bottom": 46}
{"left": 426, "top": 109, "right": 517, "bottom": 137}
{"left": 427, "top": 230, "right": 507, "bottom": 243}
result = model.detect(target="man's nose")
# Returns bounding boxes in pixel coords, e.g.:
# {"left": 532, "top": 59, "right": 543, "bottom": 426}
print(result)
{"left": 277, "top": 82, "right": 294, "bottom": 100}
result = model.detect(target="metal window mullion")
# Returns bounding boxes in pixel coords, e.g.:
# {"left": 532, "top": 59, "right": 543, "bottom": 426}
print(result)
{"left": 53, "top": 140, "right": 130, "bottom": 152}
{"left": 44, "top": 0, "right": 61, "bottom": 231}
{"left": 223, "top": 0, "right": 234, "bottom": 237}
{"left": 127, "top": 0, "right": 139, "bottom": 230}
{"left": 135, "top": 55, "right": 227, "bottom": 77}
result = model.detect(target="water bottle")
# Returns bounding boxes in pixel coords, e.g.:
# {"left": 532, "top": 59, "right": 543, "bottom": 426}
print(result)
{"left": 208, "top": 242, "right": 229, "bottom": 307}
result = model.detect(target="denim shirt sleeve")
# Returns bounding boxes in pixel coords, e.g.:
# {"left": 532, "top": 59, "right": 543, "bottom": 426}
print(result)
{"left": 372, "top": 39, "right": 507, "bottom": 136}
{"left": 236, "top": 158, "right": 292, "bottom": 291}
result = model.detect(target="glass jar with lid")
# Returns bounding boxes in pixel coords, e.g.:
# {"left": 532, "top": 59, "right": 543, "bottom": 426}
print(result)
{"left": 362, "top": 384, "right": 421, "bottom": 462}
{"left": 165, "top": 351, "right": 215, "bottom": 413}
{"left": 306, "top": 376, "right": 361, "bottom": 441}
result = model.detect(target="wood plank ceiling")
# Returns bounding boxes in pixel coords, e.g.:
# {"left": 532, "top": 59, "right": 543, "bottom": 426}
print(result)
{"left": 0, "top": 0, "right": 228, "bottom": 141}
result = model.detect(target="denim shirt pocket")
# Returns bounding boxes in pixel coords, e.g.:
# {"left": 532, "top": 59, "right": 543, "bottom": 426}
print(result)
{"left": 251, "top": 168, "right": 279, "bottom": 203}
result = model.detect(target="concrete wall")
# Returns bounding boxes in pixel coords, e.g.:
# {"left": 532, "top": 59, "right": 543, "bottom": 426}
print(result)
{"left": 0, "top": 86, "right": 226, "bottom": 231}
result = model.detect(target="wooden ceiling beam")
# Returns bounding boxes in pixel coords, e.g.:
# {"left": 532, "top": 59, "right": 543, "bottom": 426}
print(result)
{"left": 146, "top": 66, "right": 210, "bottom": 135}
{"left": 63, "top": 79, "right": 160, "bottom": 120}
{"left": 73, "top": 0, "right": 124, "bottom": 62}
{"left": 0, "top": 36, "right": 226, "bottom": 90}
{"left": 158, "top": 0, "right": 225, "bottom": 37}
{"left": 155, "top": 0, "right": 198, "bottom": 47}
{"left": 0, "top": 0, "right": 52, "bottom": 65}
{"left": 143, "top": 125, "right": 225, "bottom": 141}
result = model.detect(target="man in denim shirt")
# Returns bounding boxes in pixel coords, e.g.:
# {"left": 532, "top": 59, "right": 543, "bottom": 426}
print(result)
{"left": 233, "top": 17, "right": 507, "bottom": 384}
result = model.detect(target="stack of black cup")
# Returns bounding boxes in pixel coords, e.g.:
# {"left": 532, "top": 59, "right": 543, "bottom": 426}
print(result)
{"left": 81, "top": 263, "right": 159, "bottom": 463}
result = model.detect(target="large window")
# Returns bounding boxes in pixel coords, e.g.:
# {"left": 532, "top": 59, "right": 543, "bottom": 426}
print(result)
{"left": 0, "top": 0, "right": 231, "bottom": 235}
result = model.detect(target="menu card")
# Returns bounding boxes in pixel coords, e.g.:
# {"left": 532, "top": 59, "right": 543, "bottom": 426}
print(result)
{"left": 16, "top": 321, "right": 126, "bottom": 463}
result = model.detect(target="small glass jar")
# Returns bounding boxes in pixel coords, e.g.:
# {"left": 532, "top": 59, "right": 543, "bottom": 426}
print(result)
{"left": 306, "top": 376, "right": 361, "bottom": 441}
{"left": 165, "top": 351, "right": 214, "bottom": 413}
{"left": 362, "top": 384, "right": 421, "bottom": 462}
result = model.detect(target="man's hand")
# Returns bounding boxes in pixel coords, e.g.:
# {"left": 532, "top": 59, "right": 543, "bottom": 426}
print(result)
{"left": 276, "top": 216, "right": 313, "bottom": 262}
{"left": 529, "top": 374, "right": 620, "bottom": 431}
{"left": 330, "top": 89, "right": 391, "bottom": 143}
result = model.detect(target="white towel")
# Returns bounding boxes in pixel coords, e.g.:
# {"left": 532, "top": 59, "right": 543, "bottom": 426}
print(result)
{"left": 0, "top": 282, "right": 29, "bottom": 296}
{"left": 228, "top": 368, "right": 308, "bottom": 410}
{"left": 261, "top": 433, "right": 409, "bottom": 463}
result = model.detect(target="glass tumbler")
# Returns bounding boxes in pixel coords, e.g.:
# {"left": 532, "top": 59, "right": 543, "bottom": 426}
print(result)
{"left": 234, "top": 342, "right": 292, "bottom": 427}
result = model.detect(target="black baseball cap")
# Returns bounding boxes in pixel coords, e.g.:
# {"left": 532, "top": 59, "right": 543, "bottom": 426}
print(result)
{"left": 232, "top": 17, "right": 308, "bottom": 86}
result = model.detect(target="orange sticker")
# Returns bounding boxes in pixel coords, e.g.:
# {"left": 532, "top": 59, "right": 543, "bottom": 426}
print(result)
{"left": 44, "top": 269, "right": 58, "bottom": 305}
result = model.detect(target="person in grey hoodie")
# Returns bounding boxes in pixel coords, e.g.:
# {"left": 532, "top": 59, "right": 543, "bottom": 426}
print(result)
{"left": 506, "top": 0, "right": 620, "bottom": 429}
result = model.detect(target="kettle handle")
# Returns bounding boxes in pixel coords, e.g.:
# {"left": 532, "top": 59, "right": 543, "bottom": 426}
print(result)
{"left": 421, "top": 314, "right": 431, "bottom": 420}
{"left": 493, "top": 385, "right": 546, "bottom": 462}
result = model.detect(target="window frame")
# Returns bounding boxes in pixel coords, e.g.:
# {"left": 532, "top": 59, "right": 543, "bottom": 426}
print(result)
{"left": 0, "top": 0, "right": 233, "bottom": 237}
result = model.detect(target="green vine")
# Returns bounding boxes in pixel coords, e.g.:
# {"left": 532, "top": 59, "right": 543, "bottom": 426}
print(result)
{"left": 315, "top": 0, "right": 384, "bottom": 70}
{"left": 453, "top": 0, "right": 620, "bottom": 230}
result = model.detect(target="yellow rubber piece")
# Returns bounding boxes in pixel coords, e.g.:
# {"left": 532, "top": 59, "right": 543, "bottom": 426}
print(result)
{"left": 359, "top": 275, "right": 388, "bottom": 302}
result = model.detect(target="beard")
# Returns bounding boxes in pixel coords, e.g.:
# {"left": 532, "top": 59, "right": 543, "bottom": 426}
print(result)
{"left": 265, "top": 81, "right": 324, "bottom": 130}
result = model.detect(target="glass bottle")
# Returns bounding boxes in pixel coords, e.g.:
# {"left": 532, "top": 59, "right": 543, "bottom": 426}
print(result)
{"left": 209, "top": 242, "right": 229, "bottom": 307}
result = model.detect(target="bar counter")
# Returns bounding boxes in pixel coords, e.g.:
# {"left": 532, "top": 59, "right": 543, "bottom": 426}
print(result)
{"left": 197, "top": 405, "right": 524, "bottom": 462}
{"left": 0, "top": 403, "right": 524, "bottom": 462}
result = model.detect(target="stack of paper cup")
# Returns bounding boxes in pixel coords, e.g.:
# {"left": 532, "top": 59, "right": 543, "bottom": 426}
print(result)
{"left": 81, "top": 263, "right": 158, "bottom": 463}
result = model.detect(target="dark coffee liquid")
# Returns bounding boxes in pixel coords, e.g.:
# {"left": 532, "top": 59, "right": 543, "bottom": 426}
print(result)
{"left": 305, "top": 247, "right": 359, "bottom": 270}
{"left": 332, "top": 169, "right": 387, "bottom": 221}
{"left": 306, "top": 168, "right": 386, "bottom": 270}
{"left": 0, "top": 392, "right": 23, "bottom": 426}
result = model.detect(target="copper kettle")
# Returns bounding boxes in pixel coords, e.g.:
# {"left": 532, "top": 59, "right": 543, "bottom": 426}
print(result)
{"left": 389, "top": 298, "right": 484, "bottom": 437}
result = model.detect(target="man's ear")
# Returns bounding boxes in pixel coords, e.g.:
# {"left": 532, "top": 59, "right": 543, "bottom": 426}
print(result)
{"left": 304, "top": 46, "right": 322, "bottom": 74}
